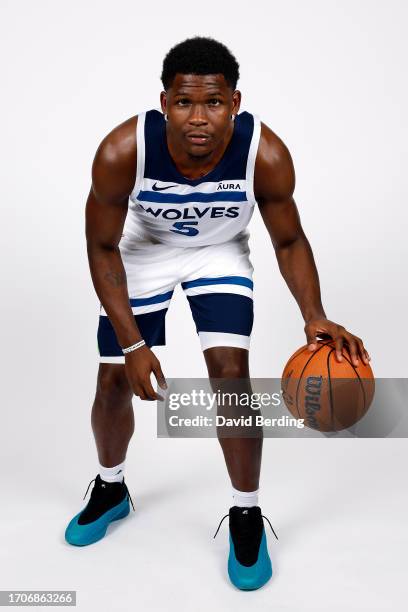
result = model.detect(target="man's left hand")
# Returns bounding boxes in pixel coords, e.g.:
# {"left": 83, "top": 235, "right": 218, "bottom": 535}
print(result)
{"left": 304, "top": 318, "right": 371, "bottom": 366}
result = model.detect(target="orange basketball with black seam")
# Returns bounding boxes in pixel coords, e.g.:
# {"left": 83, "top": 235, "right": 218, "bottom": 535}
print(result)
{"left": 281, "top": 340, "right": 375, "bottom": 431}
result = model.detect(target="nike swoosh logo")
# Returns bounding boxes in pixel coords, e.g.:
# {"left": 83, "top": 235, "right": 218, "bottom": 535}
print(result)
{"left": 152, "top": 182, "right": 177, "bottom": 191}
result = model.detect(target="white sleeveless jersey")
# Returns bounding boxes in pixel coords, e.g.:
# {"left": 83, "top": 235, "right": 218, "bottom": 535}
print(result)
{"left": 120, "top": 109, "right": 261, "bottom": 248}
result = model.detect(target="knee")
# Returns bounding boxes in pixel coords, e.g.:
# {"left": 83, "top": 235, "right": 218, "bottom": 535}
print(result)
{"left": 205, "top": 347, "right": 249, "bottom": 379}
{"left": 95, "top": 365, "right": 132, "bottom": 405}
{"left": 208, "top": 361, "right": 248, "bottom": 379}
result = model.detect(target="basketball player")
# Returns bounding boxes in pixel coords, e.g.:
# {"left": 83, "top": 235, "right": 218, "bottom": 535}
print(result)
{"left": 65, "top": 37, "right": 370, "bottom": 590}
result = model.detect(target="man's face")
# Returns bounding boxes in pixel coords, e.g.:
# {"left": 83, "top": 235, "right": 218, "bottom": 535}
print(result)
{"left": 160, "top": 73, "right": 241, "bottom": 158}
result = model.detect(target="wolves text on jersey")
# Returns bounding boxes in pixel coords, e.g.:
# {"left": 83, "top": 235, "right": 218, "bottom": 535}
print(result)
{"left": 138, "top": 204, "right": 239, "bottom": 220}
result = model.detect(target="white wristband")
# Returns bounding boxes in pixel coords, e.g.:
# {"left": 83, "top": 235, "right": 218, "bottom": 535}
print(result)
{"left": 122, "top": 339, "right": 146, "bottom": 354}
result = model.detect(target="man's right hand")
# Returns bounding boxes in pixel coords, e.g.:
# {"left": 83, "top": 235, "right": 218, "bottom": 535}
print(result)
{"left": 124, "top": 345, "right": 167, "bottom": 401}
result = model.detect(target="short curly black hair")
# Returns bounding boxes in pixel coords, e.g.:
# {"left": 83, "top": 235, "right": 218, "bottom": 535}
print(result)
{"left": 161, "top": 37, "right": 240, "bottom": 90}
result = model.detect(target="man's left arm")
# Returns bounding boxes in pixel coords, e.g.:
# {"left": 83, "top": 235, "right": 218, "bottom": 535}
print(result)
{"left": 254, "top": 123, "right": 370, "bottom": 366}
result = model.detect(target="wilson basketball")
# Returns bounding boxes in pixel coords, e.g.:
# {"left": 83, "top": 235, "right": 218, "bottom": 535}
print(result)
{"left": 281, "top": 340, "right": 375, "bottom": 432}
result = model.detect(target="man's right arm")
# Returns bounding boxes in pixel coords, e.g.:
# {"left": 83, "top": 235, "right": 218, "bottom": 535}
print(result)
{"left": 86, "top": 118, "right": 140, "bottom": 348}
{"left": 86, "top": 117, "right": 167, "bottom": 399}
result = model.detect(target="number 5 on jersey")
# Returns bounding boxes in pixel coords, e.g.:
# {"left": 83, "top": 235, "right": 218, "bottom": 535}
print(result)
{"left": 170, "top": 221, "right": 199, "bottom": 236}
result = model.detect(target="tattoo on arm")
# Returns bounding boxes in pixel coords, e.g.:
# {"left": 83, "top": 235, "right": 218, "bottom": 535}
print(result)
{"left": 104, "top": 270, "right": 126, "bottom": 287}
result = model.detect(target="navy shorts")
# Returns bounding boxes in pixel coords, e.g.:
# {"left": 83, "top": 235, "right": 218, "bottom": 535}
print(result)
{"left": 97, "top": 236, "right": 254, "bottom": 363}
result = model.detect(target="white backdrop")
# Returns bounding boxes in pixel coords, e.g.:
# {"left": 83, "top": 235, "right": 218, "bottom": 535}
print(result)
{"left": 1, "top": 1, "right": 407, "bottom": 611}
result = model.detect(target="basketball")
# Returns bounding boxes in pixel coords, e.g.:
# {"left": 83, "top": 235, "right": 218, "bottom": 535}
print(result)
{"left": 281, "top": 340, "right": 375, "bottom": 432}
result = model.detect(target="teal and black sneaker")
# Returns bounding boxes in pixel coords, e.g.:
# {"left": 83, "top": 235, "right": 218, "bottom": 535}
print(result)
{"left": 65, "top": 475, "right": 134, "bottom": 546}
{"left": 214, "top": 506, "right": 278, "bottom": 590}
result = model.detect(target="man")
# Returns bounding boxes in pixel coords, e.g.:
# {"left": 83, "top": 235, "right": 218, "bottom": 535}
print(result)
{"left": 65, "top": 37, "right": 370, "bottom": 590}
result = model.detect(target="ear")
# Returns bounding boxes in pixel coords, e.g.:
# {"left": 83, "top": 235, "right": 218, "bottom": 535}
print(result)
{"left": 160, "top": 91, "right": 167, "bottom": 114}
{"left": 232, "top": 90, "right": 242, "bottom": 115}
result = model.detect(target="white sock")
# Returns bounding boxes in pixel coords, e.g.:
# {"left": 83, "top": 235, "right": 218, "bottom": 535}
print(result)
{"left": 99, "top": 461, "right": 125, "bottom": 484}
{"left": 232, "top": 486, "right": 259, "bottom": 508}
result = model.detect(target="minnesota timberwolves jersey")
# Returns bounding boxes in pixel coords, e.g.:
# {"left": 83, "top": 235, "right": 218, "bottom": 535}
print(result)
{"left": 121, "top": 109, "right": 261, "bottom": 247}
